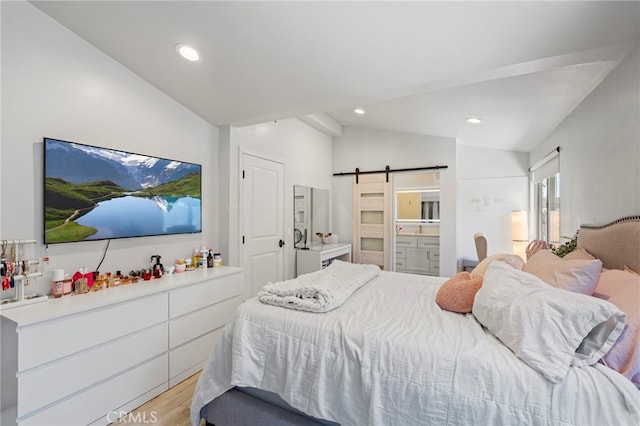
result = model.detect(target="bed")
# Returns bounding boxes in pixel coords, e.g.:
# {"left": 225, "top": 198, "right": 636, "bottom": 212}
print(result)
{"left": 191, "top": 216, "right": 640, "bottom": 426}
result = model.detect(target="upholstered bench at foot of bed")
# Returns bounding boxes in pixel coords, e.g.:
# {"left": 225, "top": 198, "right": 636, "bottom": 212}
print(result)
{"left": 203, "top": 387, "right": 338, "bottom": 426}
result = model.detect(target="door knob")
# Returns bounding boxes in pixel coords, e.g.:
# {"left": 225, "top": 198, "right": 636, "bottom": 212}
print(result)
{"left": 279, "top": 239, "right": 285, "bottom": 248}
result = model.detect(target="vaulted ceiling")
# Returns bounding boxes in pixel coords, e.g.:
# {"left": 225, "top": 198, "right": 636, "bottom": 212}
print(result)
{"left": 31, "top": 1, "right": 640, "bottom": 151}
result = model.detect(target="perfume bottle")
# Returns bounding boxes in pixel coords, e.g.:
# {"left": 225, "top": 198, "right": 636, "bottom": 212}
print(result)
{"left": 113, "top": 270, "right": 122, "bottom": 286}
{"left": 193, "top": 248, "right": 200, "bottom": 269}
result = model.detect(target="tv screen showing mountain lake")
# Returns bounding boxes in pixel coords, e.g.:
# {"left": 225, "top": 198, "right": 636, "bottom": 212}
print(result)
{"left": 75, "top": 195, "right": 201, "bottom": 239}
{"left": 44, "top": 138, "right": 202, "bottom": 243}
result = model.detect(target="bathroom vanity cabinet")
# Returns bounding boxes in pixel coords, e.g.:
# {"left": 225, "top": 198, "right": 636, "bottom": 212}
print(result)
{"left": 395, "top": 235, "right": 440, "bottom": 276}
{"left": 0, "top": 267, "right": 243, "bottom": 426}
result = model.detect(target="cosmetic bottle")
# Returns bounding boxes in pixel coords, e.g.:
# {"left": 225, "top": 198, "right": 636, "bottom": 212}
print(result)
{"left": 185, "top": 258, "right": 194, "bottom": 271}
{"left": 207, "top": 249, "right": 214, "bottom": 268}
{"left": 62, "top": 276, "right": 73, "bottom": 295}
{"left": 51, "top": 269, "right": 64, "bottom": 298}
{"left": 113, "top": 270, "right": 122, "bottom": 286}
{"left": 75, "top": 267, "right": 88, "bottom": 294}
{"left": 199, "top": 246, "right": 208, "bottom": 268}
{"left": 193, "top": 248, "right": 200, "bottom": 269}
{"left": 93, "top": 274, "right": 107, "bottom": 291}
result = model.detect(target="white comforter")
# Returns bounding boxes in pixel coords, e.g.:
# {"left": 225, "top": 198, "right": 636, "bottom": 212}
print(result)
{"left": 191, "top": 271, "right": 640, "bottom": 426}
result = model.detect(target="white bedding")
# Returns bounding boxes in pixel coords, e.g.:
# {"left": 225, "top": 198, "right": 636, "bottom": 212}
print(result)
{"left": 191, "top": 271, "right": 640, "bottom": 426}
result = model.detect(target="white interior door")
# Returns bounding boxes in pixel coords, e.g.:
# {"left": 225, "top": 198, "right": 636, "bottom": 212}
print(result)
{"left": 241, "top": 152, "right": 285, "bottom": 297}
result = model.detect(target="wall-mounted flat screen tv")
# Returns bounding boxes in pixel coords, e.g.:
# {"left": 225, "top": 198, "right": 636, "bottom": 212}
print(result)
{"left": 44, "top": 137, "right": 202, "bottom": 244}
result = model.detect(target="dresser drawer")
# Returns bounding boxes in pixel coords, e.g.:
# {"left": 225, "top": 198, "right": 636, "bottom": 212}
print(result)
{"left": 417, "top": 237, "right": 439, "bottom": 248}
{"left": 395, "top": 236, "right": 417, "bottom": 247}
{"left": 18, "top": 293, "right": 168, "bottom": 371}
{"left": 169, "top": 295, "right": 241, "bottom": 348}
{"left": 18, "top": 323, "right": 167, "bottom": 418}
{"left": 395, "top": 247, "right": 406, "bottom": 259}
{"left": 169, "top": 272, "right": 242, "bottom": 319}
{"left": 19, "top": 354, "right": 168, "bottom": 426}
{"left": 429, "top": 262, "right": 440, "bottom": 275}
{"left": 169, "top": 328, "right": 223, "bottom": 387}
{"left": 396, "top": 258, "right": 406, "bottom": 270}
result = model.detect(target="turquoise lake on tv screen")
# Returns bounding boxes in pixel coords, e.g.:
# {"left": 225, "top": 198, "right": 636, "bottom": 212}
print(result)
{"left": 76, "top": 195, "right": 201, "bottom": 239}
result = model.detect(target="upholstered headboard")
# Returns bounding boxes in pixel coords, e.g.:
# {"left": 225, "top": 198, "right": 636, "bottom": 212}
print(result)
{"left": 577, "top": 215, "right": 640, "bottom": 273}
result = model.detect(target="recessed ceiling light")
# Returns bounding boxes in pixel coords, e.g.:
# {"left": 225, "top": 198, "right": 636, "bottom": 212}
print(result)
{"left": 465, "top": 117, "right": 482, "bottom": 124}
{"left": 353, "top": 108, "right": 365, "bottom": 115}
{"left": 175, "top": 43, "right": 201, "bottom": 62}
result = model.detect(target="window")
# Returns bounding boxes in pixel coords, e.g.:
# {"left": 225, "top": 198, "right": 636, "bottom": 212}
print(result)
{"left": 535, "top": 173, "right": 560, "bottom": 246}
{"left": 531, "top": 148, "right": 560, "bottom": 246}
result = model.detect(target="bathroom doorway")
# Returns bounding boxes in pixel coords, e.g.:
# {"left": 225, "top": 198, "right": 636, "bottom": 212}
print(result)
{"left": 393, "top": 172, "right": 441, "bottom": 276}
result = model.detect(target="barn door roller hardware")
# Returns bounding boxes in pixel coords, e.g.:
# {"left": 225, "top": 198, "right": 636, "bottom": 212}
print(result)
{"left": 333, "top": 165, "right": 448, "bottom": 184}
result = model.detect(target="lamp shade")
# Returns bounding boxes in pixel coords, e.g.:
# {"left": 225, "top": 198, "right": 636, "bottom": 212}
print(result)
{"left": 512, "top": 210, "right": 528, "bottom": 242}
{"left": 512, "top": 210, "right": 528, "bottom": 259}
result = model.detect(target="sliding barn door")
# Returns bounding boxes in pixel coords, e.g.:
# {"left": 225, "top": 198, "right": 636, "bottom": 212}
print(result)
{"left": 352, "top": 173, "right": 393, "bottom": 270}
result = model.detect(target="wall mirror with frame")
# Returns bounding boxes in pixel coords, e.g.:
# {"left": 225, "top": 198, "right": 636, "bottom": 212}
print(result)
{"left": 396, "top": 189, "right": 440, "bottom": 222}
{"left": 293, "top": 185, "right": 330, "bottom": 248}
{"left": 394, "top": 172, "right": 441, "bottom": 225}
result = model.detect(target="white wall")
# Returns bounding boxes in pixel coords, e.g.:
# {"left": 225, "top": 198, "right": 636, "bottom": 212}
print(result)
{"left": 1, "top": 2, "right": 219, "bottom": 298}
{"left": 457, "top": 146, "right": 529, "bottom": 180}
{"left": 530, "top": 45, "right": 640, "bottom": 236}
{"left": 332, "top": 126, "right": 457, "bottom": 277}
{"left": 456, "top": 146, "right": 529, "bottom": 259}
{"left": 219, "top": 119, "right": 333, "bottom": 290}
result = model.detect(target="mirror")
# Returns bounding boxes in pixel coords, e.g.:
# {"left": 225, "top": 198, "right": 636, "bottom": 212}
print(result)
{"left": 293, "top": 185, "right": 330, "bottom": 248}
{"left": 396, "top": 190, "right": 440, "bottom": 222}
{"left": 395, "top": 172, "right": 440, "bottom": 224}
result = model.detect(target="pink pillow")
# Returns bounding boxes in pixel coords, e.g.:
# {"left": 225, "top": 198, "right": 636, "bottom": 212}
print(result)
{"left": 523, "top": 249, "right": 602, "bottom": 295}
{"left": 592, "top": 269, "right": 640, "bottom": 387}
{"left": 435, "top": 272, "right": 483, "bottom": 313}
{"left": 470, "top": 254, "right": 524, "bottom": 277}
{"left": 562, "top": 247, "right": 595, "bottom": 261}
{"left": 625, "top": 265, "right": 639, "bottom": 275}
{"left": 525, "top": 240, "right": 548, "bottom": 260}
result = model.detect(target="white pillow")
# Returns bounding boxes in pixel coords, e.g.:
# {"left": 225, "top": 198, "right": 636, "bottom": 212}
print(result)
{"left": 472, "top": 261, "right": 625, "bottom": 383}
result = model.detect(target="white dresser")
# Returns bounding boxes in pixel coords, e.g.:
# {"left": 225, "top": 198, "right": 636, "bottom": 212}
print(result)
{"left": 296, "top": 243, "right": 352, "bottom": 276}
{"left": 395, "top": 235, "right": 440, "bottom": 276}
{"left": 0, "top": 267, "right": 243, "bottom": 426}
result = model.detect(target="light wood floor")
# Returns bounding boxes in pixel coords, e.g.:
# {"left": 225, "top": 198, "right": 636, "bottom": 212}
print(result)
{"left": 112, "top": 372, "right": 206, "bottom": 426}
